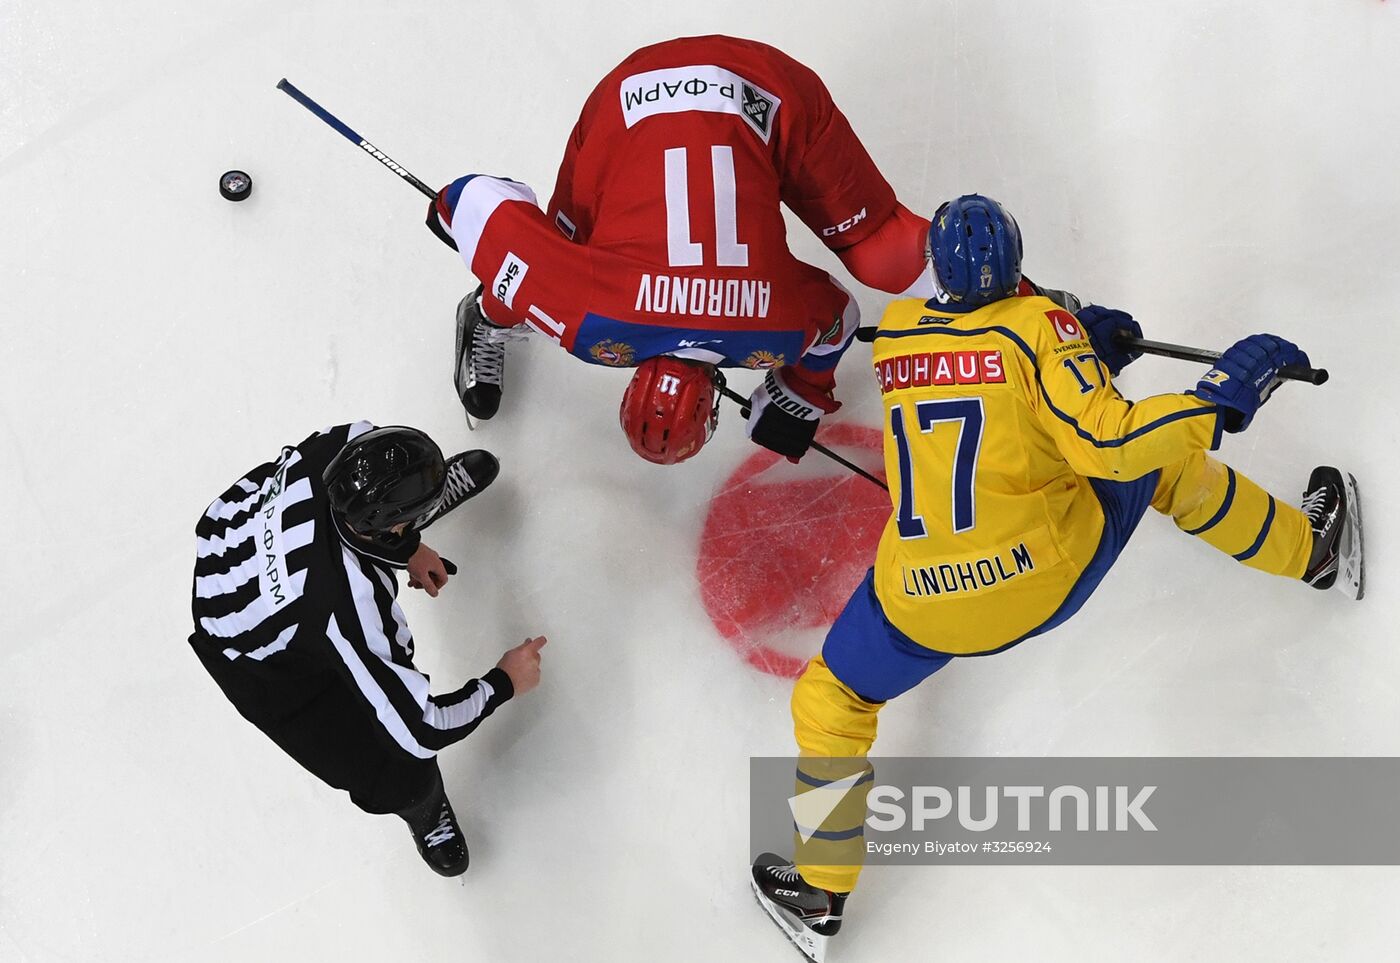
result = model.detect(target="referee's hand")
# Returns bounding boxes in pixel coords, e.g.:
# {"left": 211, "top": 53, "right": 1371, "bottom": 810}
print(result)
{"left": 497, "top": 636, "right": 548, "bottom": 697}
{"left": 407, "top": 543, "right": 449, "bottom": 597}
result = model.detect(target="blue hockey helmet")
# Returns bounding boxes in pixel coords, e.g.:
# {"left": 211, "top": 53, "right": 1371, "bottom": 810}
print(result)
{"left": 927, "top": 195, "right": 1023, "bottom": 307}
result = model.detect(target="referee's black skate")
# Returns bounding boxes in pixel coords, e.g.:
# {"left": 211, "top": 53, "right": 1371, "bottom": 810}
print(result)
{"left": 1300, "top": 466, "right": 1364, "bottom": 600}
{"left": 401, "top": 780, "right": 469, "bottom": 877}
{"left": 413, "top": 449, "right": 500, "bottom": 531}
{"left": 751, "top": 853, "right": 847, "bottom": 963}
{"left": 454, "top": 289, "right": 526, "bottom": 423}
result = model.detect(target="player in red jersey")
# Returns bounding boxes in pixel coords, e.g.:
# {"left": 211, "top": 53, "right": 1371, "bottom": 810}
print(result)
{"left": 427, "top": 35, "right": 938, "bottom": 464}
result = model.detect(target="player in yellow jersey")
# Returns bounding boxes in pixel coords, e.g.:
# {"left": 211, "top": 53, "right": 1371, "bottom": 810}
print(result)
{"left": 751, "top": 194, "right": 1364, "bottom": 963}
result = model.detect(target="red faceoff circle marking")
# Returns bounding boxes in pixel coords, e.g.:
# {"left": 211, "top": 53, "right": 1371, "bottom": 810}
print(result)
{"left": 696, "top": 423, "right": 889, "bottom": 678}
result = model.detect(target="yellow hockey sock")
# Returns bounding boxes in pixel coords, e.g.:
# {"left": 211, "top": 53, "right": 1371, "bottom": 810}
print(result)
{"left": 790, "top": 657, "right": 883, "bottom": 894}
{"left": 1154, "top": 452, "right": 1311, "bottom": 578}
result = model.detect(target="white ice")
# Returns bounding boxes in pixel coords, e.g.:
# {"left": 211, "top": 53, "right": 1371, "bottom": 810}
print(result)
{"left": 3, "top": 2, "right": 1399, "bottom": 960}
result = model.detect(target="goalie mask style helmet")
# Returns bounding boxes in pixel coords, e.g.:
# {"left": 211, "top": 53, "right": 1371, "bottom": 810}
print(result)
{"left": 619, "top": 356, "right": 720, "bottom": 465}
{"left": 323, "top": 427, "right": 447, "bottom": 532}
{"left": 927, "top": 194, "right": 1023, "bottom": 307}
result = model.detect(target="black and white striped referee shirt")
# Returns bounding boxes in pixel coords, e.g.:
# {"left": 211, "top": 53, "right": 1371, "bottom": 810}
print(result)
{"left": 189, "top": 421, "right": 512, "bottom": 758}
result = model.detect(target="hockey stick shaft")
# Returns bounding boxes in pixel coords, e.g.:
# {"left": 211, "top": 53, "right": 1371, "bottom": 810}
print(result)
{"left": 717, "top": 385, "right": 889, "bottom": 491}
{"left": 853, "top": 327, "right": 1327, "bottom": 385}
{"left": 1113, "top": 332, "right": 1328, "bottom": 385}
{"left": 276, "top": 79, "right": 438, "bottom": 200}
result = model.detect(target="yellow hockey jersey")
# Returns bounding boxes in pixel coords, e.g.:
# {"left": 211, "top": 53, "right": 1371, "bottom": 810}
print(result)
{"left": 869, "top": 295, "right": 1222, "bottom": 654}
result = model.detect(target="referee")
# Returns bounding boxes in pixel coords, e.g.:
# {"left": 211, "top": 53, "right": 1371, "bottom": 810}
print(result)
{"left": 189, "top": 421, "right": 545, "bottom": 877}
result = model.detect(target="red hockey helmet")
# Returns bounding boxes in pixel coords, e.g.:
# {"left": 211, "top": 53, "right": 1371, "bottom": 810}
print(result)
{"left": 619, "top": 356, "right": 719, "bottom": 465}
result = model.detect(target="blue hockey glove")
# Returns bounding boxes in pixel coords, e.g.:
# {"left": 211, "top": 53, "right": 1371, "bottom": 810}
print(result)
{"left": 1189, "top": 334, "right": 1310, "bottom": 433}
{"left": 1077, "top": 305, "right": 1143, "bottom": 376}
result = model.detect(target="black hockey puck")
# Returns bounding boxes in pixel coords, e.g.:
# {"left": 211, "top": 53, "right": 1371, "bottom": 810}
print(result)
{"left": 219, "top": 170, "right": 253, "bottom": 202}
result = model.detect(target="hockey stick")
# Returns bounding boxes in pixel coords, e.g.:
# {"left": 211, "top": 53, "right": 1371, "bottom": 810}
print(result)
{"left": 854, "top": 326, "right": 1328, "bottom": 385}
{"left": 276, "top": 79, "right": 438, "bottom": 200}
{"left": 1111, "top": 332, "right": 1329, "bottom": 385}
{"left": 716, "top": 384, "right": 889, "bottom": 492}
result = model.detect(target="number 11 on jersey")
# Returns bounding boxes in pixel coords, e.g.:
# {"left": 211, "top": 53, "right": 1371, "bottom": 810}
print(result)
{"left": 891, "top": 397, "right": 986, "bottom": 538}
{"left": 663, "top": 145, "right": 749, "bottom": 268}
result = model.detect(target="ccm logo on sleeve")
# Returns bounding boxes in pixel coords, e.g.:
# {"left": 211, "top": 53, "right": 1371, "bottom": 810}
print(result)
{"left": 492, "top": 252, "right": 530, "bottom": 309}
{"left": 821, "top": 207, "right": 868, "bottom": 237}
{"left": 874, "top": 350, "right": 1006, "bottom": 393}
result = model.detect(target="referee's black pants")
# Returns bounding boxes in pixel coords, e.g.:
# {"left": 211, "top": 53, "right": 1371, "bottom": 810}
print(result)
{"left": 191, "top": 636, "right": 440, "bottom": 815}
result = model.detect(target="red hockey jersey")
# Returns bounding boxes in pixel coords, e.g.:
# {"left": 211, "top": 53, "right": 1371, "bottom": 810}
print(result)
{"left": 434, "top": 36, "right": 907, "bottom": 388}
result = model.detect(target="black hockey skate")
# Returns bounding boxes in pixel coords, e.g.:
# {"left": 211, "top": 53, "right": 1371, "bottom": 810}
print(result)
{"left": 1300, "top": 466, "right": 1364, "bottom": 600}
{"left": 413, "top": 450, "right": 500, "bottom": 531}
{"left": 454, "top": 289, "right": 527, "bottom": 423}
{"left": 751, "top": 853, "right": 847, "bottom": 963}
{"left": 402, "top": 782, "right": 470, "bottom": 878}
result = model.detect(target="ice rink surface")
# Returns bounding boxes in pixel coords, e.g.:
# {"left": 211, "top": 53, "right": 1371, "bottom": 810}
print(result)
{"left": 3, "top": 1, "right": 1399, "bottom": 960}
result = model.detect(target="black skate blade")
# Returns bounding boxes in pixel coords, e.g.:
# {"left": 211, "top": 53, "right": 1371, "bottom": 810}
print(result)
{"left": 751, "top": 877, "right": 829, "bottom": 963}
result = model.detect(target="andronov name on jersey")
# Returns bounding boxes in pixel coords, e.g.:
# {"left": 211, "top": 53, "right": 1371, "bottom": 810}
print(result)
{"left": 634, "top": 274, "right": 772, "bottom": 319}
